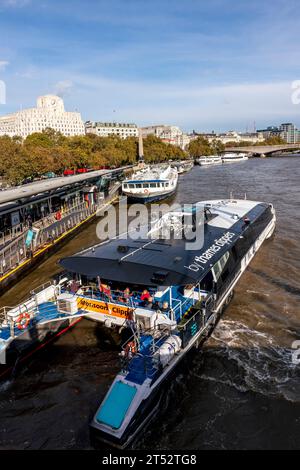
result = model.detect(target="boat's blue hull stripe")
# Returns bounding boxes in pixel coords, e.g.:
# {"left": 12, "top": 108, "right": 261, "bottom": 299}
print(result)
{"left": 126, "top": 188, "right": 177, "bottom": 203}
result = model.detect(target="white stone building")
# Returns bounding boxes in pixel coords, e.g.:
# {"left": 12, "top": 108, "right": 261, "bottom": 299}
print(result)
{"left": 141, "top": 124, "right": 182, "bottom": 141}
{"left": 85, "top": 121, "right": 139, "bottom": 139}
{"left": 0, "top": 95, "right": 85, "bottom": 138}
{"left": 196, "top": 131, "right": 264, "bottom": 145}
{"left": 141, "top": 125, "right": 190, "bottom": 150}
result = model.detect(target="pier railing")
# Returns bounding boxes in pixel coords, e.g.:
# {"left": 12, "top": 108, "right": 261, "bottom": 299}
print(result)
{"left": 0, "top": 189, "right": 121, "bottom": 278}
{"left": 0, "top": 223, "right": 26, "bottom": 248}
{"left": 0, "top": 234, "right": 28, "bottom": 276}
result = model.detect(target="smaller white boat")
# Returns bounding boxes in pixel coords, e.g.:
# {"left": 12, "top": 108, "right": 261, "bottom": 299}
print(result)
{"left": 122, "top": 165, "right": 178, "bottom": 203}
{"left": 222, "top": 153, "right": 249, "bottom": 163}
{"left": 197, "top": 155, "right": 223, "bottom": 166}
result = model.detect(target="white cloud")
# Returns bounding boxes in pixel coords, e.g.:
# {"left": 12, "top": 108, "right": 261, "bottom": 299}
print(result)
{"left": 5, "top": 66, "right": 299, "bottom": 131}
{"left": 0, "top": 61, "right": 9, "bottom": 70}
{"left": 53, "top": 79, "right": 73, "bottom": 97}
{"left": 67, "top": 74, "right": 298, "bottom": 130}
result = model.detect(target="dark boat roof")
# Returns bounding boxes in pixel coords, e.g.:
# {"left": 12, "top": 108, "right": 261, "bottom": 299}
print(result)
{"left": 59, "top": 200, "right": 269, "bottom": 286}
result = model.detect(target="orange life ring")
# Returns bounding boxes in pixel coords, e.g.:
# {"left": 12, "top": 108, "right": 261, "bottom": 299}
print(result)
{"left": 144, "top": 188, "right": 149, "bottom": 195}
{"left": 125, "top": 340, "right": 137, "bottom": 355}
{"left": 16, "top": 312, "right": 31, "bottom": 330}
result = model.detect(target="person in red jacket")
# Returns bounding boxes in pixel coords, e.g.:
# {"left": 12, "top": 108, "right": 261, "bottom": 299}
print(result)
{"left": 140, "top": 289, "right": 150, "bottom": 301}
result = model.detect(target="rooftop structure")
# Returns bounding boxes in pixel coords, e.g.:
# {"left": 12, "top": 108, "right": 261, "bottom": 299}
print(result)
{"left": 85, "top": 121, "right": 138, "bottom": 139}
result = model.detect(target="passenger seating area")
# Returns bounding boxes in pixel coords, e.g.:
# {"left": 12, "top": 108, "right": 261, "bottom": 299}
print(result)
{"left": 64, "top": 280, "right": 206, "bottom": 322}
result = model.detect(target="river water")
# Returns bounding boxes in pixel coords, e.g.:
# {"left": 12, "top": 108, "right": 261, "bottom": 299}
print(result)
{"left": 0, "top": 156, "right": 299, "bottom": 450}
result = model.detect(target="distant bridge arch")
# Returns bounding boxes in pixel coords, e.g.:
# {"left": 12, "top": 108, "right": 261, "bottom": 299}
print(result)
{"left": 225, "top": 144, "right": 300, "bottom": 156}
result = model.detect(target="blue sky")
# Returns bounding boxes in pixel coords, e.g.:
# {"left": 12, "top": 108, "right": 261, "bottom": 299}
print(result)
{"left": 0, "top": 0, "right": 300, "bottom": 131}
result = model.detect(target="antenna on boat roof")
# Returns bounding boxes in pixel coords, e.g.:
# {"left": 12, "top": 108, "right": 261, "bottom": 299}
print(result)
{"left": 244, "top": 193, "right": 247, "bottom": 200}
{"left": 230, "top": 191, "right": 233, "bottom": 199}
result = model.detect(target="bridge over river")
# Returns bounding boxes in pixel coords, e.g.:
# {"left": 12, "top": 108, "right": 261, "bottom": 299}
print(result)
{"left": 225, "top": 143, "right": 300, "bottom": 157}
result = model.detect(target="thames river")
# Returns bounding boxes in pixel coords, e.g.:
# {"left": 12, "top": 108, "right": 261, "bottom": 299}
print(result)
{"left": 0, "top": 155, "right": 300, "bottom": 450}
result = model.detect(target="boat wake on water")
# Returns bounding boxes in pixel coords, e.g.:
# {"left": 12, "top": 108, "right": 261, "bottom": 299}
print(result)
{"left": 246, "top": 289, "right": 270, "bottom": 296}
{"left": 197, "top": 319, "right": 300, "bottom": 402}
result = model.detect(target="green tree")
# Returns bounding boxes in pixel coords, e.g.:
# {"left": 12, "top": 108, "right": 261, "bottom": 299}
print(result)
{"left": 0, "top": 128, "right": 189, "bottom": 185}
{"left": 187, "top": 136, "right": 213, "bottom": 157}
{"left": 24, "top": 132, "right": 54, "bottom": 148}
{"left": 210, "top": 139, "right": 225, "bottom": 154}
{"left": 0, "top": 136, "right": 20, "bottom": 176}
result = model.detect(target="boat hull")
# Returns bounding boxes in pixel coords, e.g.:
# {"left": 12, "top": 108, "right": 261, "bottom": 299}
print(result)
{"left": 0, "top": 316, "right": 81, "bottom": 379}
{"left": 90, "top": 306, "right": 221, "bottom": 449}
{"left": 199, "top": 161, "right": 222, "bottom": 166}
{"left": 124, "top": 187, "right": 177, "bottom": 203}
{"left": 222, "top": 157, "right": 248, "bottom": 163}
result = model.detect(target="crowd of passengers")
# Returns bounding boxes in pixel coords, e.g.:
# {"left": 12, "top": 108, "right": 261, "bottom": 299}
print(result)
{"left": 68, "top": 279, "right": 170, "bottom": 312}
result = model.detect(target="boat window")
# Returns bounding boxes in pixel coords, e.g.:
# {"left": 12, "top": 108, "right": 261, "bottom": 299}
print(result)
{"left": 212, "top": 252, "right": 230, "bottom": 281}
{"left": 142, "top": 183, "right": 149, "bottom": 188}
{"left": 136, "top": 184, "right": 142, "bottom": 188}
{"left": 166, "top": 182, "right": 169, "bottom": 187}
{"left": 201, "top": 270, "right": 214, "bottom": 292}
{"left": 128, "top": 184, "right": 134, "bottom": 189}
{"left": 123, "top": 183, "right": 128, "bottom": 189}
{"left": 150, "top": 183, "right": 156, "bottom": 188}
{"left": 231, "top": 245, "right": 238, "bottom": 261}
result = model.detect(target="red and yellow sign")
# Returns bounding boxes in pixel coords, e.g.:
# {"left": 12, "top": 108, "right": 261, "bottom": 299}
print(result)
{"left": 77, "top": 297, "right": 133, "bottom": 320}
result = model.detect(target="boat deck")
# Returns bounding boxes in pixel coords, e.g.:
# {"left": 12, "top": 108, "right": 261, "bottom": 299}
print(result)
{"left": 0, "top": 301, "right": 73, "bottom": 342}
{"left": 125, "top": 334, "right": 164, "bottom": 385}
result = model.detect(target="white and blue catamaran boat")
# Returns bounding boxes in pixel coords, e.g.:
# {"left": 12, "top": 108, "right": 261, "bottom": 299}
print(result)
{"left": 0, "top": 198, "right": 276, "bottom": 448}
{"left": 122, "top": 165, "right": 178, "bottom": 203}
{"left": 63, "top": 198, "right": 274, "bottom": 448}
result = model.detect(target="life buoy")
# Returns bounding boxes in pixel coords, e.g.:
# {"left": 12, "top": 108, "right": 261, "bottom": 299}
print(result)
{"left": 125, "top": 340, "right": 137, "bottom": 356}
{"left": 16, "top": 312, "right": 31, "bottom": 330}
{"left": 144, "top": 188, "right": 149, "bottom": 195}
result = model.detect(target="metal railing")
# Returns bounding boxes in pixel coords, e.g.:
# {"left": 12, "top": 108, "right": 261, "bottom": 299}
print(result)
{"left": 177, "top": 294, "right": 214, "bottom": 348}
{"left": 0, "top": 303, "right": 32, "bottom": 339}
{"left": 75, "top": 284, "right": 201, "bottom": 320}
{"left": 0, "top": 223, "right": 26, "bottom": 247}
{"left": 120, "top": 326, "right": 172, "bottom": 379}
{"left": 32, "top": 201, "right": 87, "bottom": 231}
{"left": 0, "top": 296, "right": 61, "bottom": 340}
{"left": 171, "top": 290, "right": 198, "bottom": 320}
{"left": 122, "top": 325, "right": 171, "bottom": 354}
{"left": 0, "top": 306, "right": 8, "bottom": 325}
{"left": 177, "top": 308, "right": 205, "bottom": 348}
{"left": 69, "top": 285, "right": 154, "bottom": 311}
{"left": 30, "top": 280, "right": 54, "bottom": 296}
{"left": 0, "top": 233, "right": 28, "bottom": 275}
{"left": 0, "top": 202, "right": 99, "bottom": 277}
{"left": 0, "top": 184, "right": 122, "bottom": 279}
